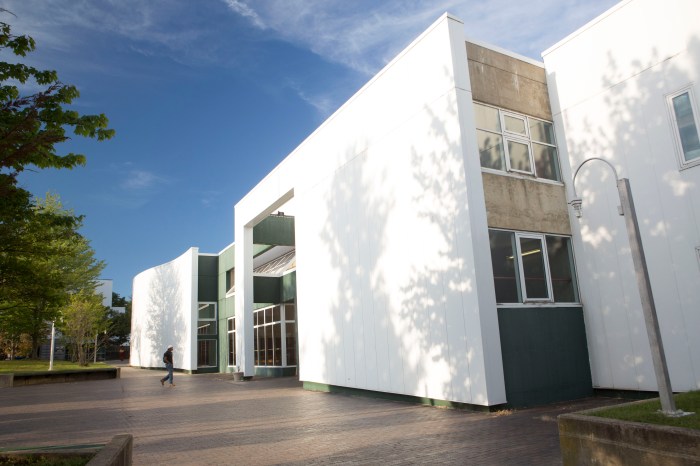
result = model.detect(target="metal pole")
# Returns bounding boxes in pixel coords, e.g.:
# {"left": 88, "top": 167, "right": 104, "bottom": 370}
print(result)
{"left": 616, "top": 178, "right": 677, "bottom": 414}
{"left": 49, "top": 321, "right": 55, "bottom": 371}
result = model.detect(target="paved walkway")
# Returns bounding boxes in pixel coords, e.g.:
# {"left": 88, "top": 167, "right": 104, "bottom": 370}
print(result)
{"left": 0, "top": 362, "right": 622, "bottom": 465}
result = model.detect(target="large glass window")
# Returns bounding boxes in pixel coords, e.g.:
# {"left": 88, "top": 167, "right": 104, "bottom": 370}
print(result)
{"left": 227, "top": 317, "right": 236, "bottom": 367}
{"left": 197, "top": 340, "right": 216, "bottom": 367}
{"left": 669, "top": 88, "right": 700, "bottom": 166}
{"left": 489, "top": 229, "right": 578, "bottom": 304}
{"left": 474, "top": 102, "right": 561, "bottom": 181}
{"left": 253, "top": 303, "right": 297, "bottom": 367}
{"left": 197, "top": 303, "right": 217, "bottom": 335}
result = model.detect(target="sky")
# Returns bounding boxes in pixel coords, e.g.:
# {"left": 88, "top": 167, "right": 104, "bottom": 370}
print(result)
{"left": 3, "top": 0, "right": 620, "bottom": 297}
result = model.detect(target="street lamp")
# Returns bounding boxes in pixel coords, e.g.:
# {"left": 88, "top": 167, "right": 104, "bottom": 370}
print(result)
{"left": 570, "top": 157, "right": 688, "bottom": 417}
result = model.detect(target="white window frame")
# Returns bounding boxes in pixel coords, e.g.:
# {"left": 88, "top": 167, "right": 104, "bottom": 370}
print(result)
{"left": 227, "top": 317, "right": 236, "bottom": 368}
{"left": 667, "top": 86, "right": 700, "bottom": 169}
{"left": 197, "top": 302, "right": 217, "bottom": 335}
{"left": 514, "top": 233, "right": 553, "bottom": 303}
{"left": 475, "top": 102, "right": 561, "bottom": 181}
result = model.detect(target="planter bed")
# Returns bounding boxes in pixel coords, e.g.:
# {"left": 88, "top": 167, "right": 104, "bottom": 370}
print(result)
{"left": 0, "top": 367, "right": 120, "bottom": 388}
{"left": 559, "top": 404, "right": 700, "bottom": 465}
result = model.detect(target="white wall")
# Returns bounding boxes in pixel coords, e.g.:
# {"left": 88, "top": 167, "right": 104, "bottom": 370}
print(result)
{"left": 131, "top": 248, "right": 198, "bottom": 371}
{"left": 543, "top": 0, "right": 700, "bottom": 391}
{"left": 235, "top": 14, "right": 505, "bottom": 405}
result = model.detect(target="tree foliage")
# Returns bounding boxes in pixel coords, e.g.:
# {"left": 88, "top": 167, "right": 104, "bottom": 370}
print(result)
{"left": 0, "top": 14, "right": 113, "bottom": 359}
{"left": 60, "top": 290, "right": 108, "bottom": 366}
{"left": 0, "top": 16, "right": 114, "bottom": 198}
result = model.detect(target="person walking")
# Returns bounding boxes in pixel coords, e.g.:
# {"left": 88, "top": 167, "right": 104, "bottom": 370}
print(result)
{"left": 160, "top": 345, "right": 175, "bottom": 387}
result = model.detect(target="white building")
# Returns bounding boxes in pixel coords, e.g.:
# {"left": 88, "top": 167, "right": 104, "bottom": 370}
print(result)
{"left": 131, "top": 0, "right": 700, "bottom": 408}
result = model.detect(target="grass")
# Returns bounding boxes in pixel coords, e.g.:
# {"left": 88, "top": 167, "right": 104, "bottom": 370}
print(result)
{"left": 0, "top": 455, "right": 90, "bottom": 465}
{"left": 590, "top": 390, "right": 700, "bottom": 430}
{"left": 0, "top": 360, "right": 111, "bottom": 374}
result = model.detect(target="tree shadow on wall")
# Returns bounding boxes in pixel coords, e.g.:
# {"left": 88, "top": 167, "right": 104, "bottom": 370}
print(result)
{"left": 317, "top": 65, "right": 482, "bottom": 403}
{"left": 551, "top": 34, "right": 700, "bottom": 390}
{"left": 145, "top": 264, "right": 186, "bottom": 367}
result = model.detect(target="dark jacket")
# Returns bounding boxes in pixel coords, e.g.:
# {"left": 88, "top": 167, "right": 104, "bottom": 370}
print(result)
{"left": 163, "top": 349, "right": 173, "bottom": 365}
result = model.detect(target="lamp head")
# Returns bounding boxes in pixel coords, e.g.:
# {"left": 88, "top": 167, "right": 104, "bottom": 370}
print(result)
{"left": 570, "top": 198, "right": 583, "bottom": 218}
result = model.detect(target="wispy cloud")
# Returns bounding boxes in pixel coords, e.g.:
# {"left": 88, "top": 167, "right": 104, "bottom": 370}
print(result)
{"left": 121, "top": 169, "right": 169, "bottom": 191}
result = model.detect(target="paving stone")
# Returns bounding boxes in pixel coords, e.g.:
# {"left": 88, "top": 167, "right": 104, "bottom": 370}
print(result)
{"left": 0, "top": 362, "right": 623, "bottom": 465}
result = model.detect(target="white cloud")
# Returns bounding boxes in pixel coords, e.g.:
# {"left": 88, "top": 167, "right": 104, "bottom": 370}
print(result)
{"left": 121, "top": 169, "right": 168, "bottom": 191}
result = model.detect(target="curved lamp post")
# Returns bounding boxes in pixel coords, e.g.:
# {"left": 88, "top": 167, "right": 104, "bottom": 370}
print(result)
{"left": 570, "top": 157, "right": 684, "bottom": 416}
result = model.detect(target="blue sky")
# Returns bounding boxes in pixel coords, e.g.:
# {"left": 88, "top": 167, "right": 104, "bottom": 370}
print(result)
{"left": 5, "top": 0, "right": 619, "bottom": 297}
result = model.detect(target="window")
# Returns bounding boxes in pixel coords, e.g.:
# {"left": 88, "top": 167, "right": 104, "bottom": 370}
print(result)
{"left": 226, "top": 268, "right": 235, "bottom": 294}
{"left": 668, "top": 88, "right": 700, "bottom": 167}
{"left": 197, "top": 303, "right": 217, "bottom": 335}
{"left": 253, "top": 303, "right": 297, "bottom": 367}
{"left": 474, "top": 102, "right": 561, "bottom": 181}
{"left": 197, "top": 340, "right": 217, "bottom": 367}
{"left": 489, "top": 229, "right": 578, "bottom": 304}
{"left": 227, "top": 317, "right": 236, "bottom": 367}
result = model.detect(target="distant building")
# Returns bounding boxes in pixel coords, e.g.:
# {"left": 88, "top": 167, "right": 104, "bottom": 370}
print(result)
{"left": 131, "top": 0, "right": 699, "bottom": 408}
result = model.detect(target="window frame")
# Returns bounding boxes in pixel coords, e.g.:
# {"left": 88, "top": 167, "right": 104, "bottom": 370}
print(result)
{"left": 227, "top": 317, "right": 236, "bottom": 368}
{"left": 667, "top": 86, "right": 700, "bottom": 169}
{"left": 197, "top": 302, "right": 217, "bottom": 335}
{"left": 514, "top": 233, "right": 553, "bottom": 303}
{"left": 488, "top": 229, "right": 580, "bottom": 306}
{"left": 474, "top": 102, "right": 562, "bottom": 182}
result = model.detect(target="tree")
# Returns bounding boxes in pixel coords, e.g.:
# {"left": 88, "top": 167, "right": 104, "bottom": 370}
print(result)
{"left": 60, "top": 290, "right": 108, "bottom": 366}
{"left": 0, "top": 15, "right": 114, "bottom": 197}
{"left": 0, "top": 14, "right": 113, "bottom": 357}
{"left": 0, "top": 194, "right": 105, "bottom": 357}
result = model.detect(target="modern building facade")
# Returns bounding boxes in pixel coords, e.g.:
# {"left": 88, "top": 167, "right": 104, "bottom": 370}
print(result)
{"left": 131, "top": 0, "right": 700, "bottom": 408}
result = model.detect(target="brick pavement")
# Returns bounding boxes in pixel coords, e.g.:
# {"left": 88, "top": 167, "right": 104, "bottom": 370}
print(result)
{"left": 0, "top": 362, "right": 623, "bottom": 465}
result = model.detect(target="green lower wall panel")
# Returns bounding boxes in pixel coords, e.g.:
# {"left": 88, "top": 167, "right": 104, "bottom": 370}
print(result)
{"left": 302, "top": 382, "right": 502, "bottom": 412}
{"left": 497, "top": 307, "right": 593, "bottom": 408}
{"left": 254, "top": 366, "right": 297, "bottom": 377}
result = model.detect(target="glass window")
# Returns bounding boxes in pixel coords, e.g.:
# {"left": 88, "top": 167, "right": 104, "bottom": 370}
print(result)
{"left": 286, "top": 322, "right": 297, "bottom": 366}
{"left": 507, "top": 139, "right": 532, "bottom": 173}
{"left": 226, "top": 269, "right": 235, "bottom": 293}
{"left": 546, "top": 236, "right": 578, "bottom": 303}
{"left": 198, "top": 303, "right": 216, "bottom": 335}
{"left": 670, "top": 90, "right": 700, "bottom": 165}
{"left": 253, "top": 303, "right": 297, "bottom": 367}
{"left": 477, "top": 130, "right": 505, "bottom": 170}
{"left": 517, "top": 236, "right": 550, "bottom": 301}
{"left": 227, "top": 317, "right": 236, "bottom": 367}
{"left": 473, "top": 103, "right": 501, "bottom": 132}
{"left": 474, "top": 102, "right": 561, "bottom": 181}
{"left": 504, "top": 114, "right": 527, "bottom": 136}
{"left": 532, "top": 143, "right": 560, "bottom": 181}
{"left": 489, "top": 230, "right": 521, "bottom": 303}
{"left": 488, "top": 229, "right": 578, "bottom": 304}
{"left": 529, "top": 119, "right": 555, "bottom": 145}
{"left": 197, "top": 340, "right": 216, "bottom": 368}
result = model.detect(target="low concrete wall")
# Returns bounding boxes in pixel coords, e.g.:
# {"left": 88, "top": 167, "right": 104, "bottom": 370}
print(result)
{"left": 559, "top": 409, "right": 700, "bottom": 465}
{"left": 0, "top": 434, "right": 132, "bottom": 466}
{"left": 1, "top": 367, "right": 120, "bottom": 387}
{"left": 88, "top": 434, "right": 133, "bottom": 466}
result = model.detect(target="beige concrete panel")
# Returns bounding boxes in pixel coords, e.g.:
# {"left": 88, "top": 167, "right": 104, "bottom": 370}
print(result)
{"left": 466, "top": 42, "right": 552, "bottom": 121}
{"left": 482, "top": 172, "right": 571, "bottom": 235}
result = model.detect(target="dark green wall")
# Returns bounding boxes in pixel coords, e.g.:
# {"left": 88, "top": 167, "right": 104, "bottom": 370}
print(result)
{"left": 281, "top": 272, "right": 296, "bottom": 303}
{"left": 498, "top": 307, "right": 592, "bottom": 408}
{"left": 198, "top": 255, "right": 218, "bottom": 302}
{"left": 253, "top": 215, "right": 295, "bottom": 246}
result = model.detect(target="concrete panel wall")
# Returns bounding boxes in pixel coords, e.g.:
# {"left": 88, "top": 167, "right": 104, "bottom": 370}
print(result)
{"left": 234, "top": 14, "right": 505, "bottom": 406}
{"left": 482, "top": 173, "right": 571, "bottom": 235}
{"left": 131, "top": 248, "right": 198, "bottom": 371}
{"left": 543, "top": 0, "right": 700, "bottom": 391}
{"left": 467, "top": 42, "right": 551, "bottom": 121}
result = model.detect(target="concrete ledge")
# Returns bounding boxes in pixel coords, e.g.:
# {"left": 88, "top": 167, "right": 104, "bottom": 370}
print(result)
{"left": 3, "top": 367, "right": 120, "bottom": 387}
{"left": 87, "top": 433, "right": 133, "bottom": 466}
{"left": 559, "top": 410, "right": 700, "bottom": 465}
{"left": 0, "top": 434, "right": 132, "bottom": 465}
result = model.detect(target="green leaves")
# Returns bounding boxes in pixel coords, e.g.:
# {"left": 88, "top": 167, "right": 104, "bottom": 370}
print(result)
{"left": 0, "top": 16, "right": 113, "bottom": 358}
